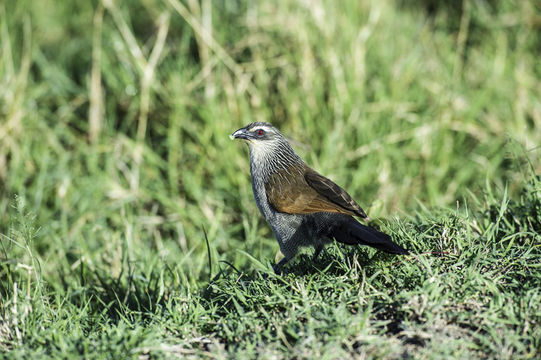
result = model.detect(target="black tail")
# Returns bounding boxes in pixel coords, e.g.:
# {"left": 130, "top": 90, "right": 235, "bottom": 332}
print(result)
{"left": 331, "top": 218, "right": 409, "bottom": 255}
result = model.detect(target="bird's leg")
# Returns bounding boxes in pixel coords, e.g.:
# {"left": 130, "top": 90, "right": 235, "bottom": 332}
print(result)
{"left": 273, "top": 257, "right": 290, "bottom": 275}
{"left": 313, "top": 244, "right": 324, "bottom": 262}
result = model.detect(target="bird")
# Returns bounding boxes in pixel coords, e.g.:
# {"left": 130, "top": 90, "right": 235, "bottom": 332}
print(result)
{"left": 231, "top": 122, "right": 409, "bottom": 274}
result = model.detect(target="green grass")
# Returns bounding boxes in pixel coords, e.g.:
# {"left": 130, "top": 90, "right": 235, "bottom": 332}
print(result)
{"left": 1, "top": 0, "right": 540, "bottom": 358}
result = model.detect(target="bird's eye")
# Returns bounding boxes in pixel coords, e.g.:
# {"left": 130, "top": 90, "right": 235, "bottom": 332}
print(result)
{"left": 256, "top": 129, "right": 265, "bottom": 137}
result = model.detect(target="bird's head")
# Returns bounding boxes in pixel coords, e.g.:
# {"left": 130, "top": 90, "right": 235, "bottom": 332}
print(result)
{"left": 230, "top": 122, "right": 282, "bottom": 144}
{"left": 231, "top": 122, "right": 301, "bottom": 173}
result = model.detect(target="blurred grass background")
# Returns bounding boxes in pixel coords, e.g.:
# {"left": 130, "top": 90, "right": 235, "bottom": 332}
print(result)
{"left": 0, "top": 0, "right": 540, "bottom": 357}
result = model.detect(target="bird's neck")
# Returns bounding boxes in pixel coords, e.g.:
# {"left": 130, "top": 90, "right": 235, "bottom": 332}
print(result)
{"left": 248, "top": 141, "right": 302, "bottom": 182}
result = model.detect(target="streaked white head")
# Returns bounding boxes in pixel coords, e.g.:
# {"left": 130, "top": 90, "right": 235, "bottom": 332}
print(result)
{"left": 231, "top": 122, "right": 302, "bottom": 178}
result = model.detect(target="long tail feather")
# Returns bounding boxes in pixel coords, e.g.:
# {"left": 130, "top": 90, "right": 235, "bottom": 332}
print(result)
{"left": 331, "top": 218, "right": 409, "bottom": 255}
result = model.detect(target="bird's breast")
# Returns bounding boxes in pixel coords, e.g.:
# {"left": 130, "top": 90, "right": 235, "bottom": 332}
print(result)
{"left": 250, "top": 167, "right": 304, "bottom": 241}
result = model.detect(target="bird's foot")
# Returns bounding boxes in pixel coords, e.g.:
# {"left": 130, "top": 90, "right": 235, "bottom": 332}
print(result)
{"left": 272, "top": 256, "right": 291, "bottom": 275}
{"left": 312, "top": 245, "right": 324, "bottom": 262}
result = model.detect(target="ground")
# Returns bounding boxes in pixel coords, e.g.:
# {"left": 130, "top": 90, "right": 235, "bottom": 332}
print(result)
{"left": 1, "top": 0, "right": 540, "bottom": 358}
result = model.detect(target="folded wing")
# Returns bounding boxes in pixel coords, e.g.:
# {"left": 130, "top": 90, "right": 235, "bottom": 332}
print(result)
{"left": 265, "top": 163, "right": 368, "bottom": 219}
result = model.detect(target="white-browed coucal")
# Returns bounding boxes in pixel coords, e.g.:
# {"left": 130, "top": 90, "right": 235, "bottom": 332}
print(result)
{"left": 231, "top": 122, "right": 409, "bottom": 273}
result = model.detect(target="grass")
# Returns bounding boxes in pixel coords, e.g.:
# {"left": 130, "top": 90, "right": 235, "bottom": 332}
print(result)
{"left": 1, "top": 0, "right": 540, "bottom": 358}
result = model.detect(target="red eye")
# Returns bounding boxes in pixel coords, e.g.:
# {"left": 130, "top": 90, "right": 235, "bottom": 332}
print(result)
{"left": 257, "top": 129, "right": 264, "bottom": 136}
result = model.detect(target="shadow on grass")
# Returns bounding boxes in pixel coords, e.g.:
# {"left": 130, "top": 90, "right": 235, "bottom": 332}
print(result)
{"left": 199, "top": 244, "right": 409, "bottom": 309}
{"left": 195, "top": 246, "right": 417, "bottom": 350}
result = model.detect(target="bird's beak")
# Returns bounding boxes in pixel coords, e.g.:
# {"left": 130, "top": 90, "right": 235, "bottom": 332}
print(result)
{"left": 230, "top": 127, "right": 251, "bottom": 141}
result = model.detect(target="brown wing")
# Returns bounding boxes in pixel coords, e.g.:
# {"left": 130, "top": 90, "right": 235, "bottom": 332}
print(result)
{"left": 304, "top": 169, "right": 368, "bottom": 219}
{"left": 265, "top": 163, "right": 368, "bottom": 219}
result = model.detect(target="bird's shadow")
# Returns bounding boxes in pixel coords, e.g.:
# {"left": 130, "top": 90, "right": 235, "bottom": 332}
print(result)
{"left": 200, "top": 245, "right": 407, "bottom": 306}
{"left": 280, "top": 246, "right": 393, "bottom": 277}
{"left": 197, "top": 246, "right": 412, "bottom": 325}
